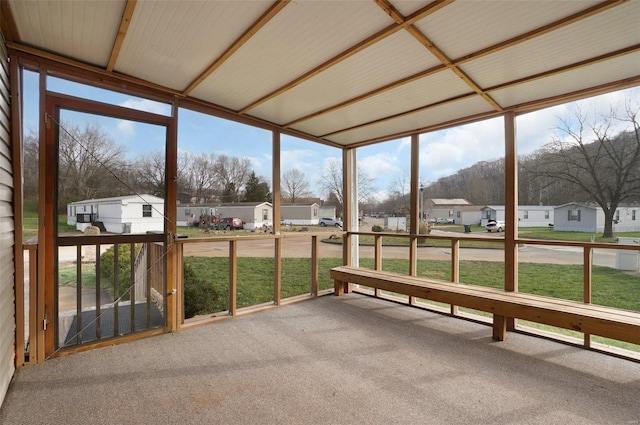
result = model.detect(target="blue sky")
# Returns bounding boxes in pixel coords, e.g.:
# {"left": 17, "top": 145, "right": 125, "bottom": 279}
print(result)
{"left": 23, "top": 70, "right": 638, "bottom": 202}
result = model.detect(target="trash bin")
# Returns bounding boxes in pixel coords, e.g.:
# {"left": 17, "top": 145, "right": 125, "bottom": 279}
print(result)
{"left": 616, "top": 237, "right": 640, "bottom": 271}
{"left": 464, "top": 225, "right": 471, "bottom": 233}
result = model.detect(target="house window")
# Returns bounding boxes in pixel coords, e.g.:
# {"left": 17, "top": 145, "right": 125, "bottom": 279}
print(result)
{"left": 633, "top": 210, "right": 636, "bottom": 221}
{"left": 568, "top": 209, "right": 581, "bottom": 221}
{"left": 313, "top": 208, "right": 318, "bottom": 218}
{"left": 185, "top": 208, "right": 191, "bottom": 216}
{"left": 524, "top": 211, "right": 529, "bottom": 219}
{"left": 143, "top": 204, "right": 152, "bottom": 218}
{"left": 262, "top": 209, "right": 268, "bottom": 220}
{"left": 545, "top": 211, "right": 549, "bottom": 219}
{"left": 615, "top": 210, "right": 620, "bottom": 221}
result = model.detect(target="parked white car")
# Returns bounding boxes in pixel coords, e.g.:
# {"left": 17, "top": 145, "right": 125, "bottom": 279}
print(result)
{"left": 485, "top": 220, "right": 505, "bottom": 232}
{"left": 435, "top": 217, "right": 455, "bottom": 224}
{"left": 319, "top": 217, "right": 342, "bottom": 227}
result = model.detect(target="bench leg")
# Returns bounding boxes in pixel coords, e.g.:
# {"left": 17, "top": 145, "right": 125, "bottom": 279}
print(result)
{"left": 334, "top": 280, "right": 351, "bottom": 296}
{"left": 493, "top": 315, "right": 507, "bottom": 341}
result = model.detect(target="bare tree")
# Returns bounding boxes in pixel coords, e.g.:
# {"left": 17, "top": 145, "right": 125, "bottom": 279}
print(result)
{"left": 386, "top": 171, "right": 410, "bottom": 216}
{"left": 214, "top": 155, "right": 251, "bottom": 203}
{"left": 319, "top": 158, "right": 376, "bottom": 215}
{"left": 57, "top": 121, "right": 127, "bottom": 210}
{"left": 281, "top": 168, "right": 312, "bottom": 203}
{"left": 135, "top": 150, "right": 165, "bottom": 196}
{"left": 531, "top": 96, "right": 640, "bottom": 237}
{"left": 179, "top": 152, "right": 217, "bottom": 203}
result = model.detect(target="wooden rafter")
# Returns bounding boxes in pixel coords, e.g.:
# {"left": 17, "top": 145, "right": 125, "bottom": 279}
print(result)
{"left": 283, "top": 0, "right": 628, "bottom": 134}
{"left": 183, "top": 0, "right": 291, "bottom": 96}
{"left": 238, "top": 0, "right": 451, "bottom": 114}
{"left": 283, "top": 64, "right": 446, "bottom": 128}
{"left": 342, "top": 75, "right": 640, "bottom": 149}
{"left": 485, "top": 44, "right": 640, "bottom": 93}
{"left": 320, "top": 92, "right": 477, "bottom": 139}
{"left": 404, "top": 25, "right": 503, "bottom": 112}
{"left": 107, "top": 0, "right": 137, "bottom": 72}
{"left": 454, "top": 0, "right": 628, "bottom": 66}
{"left": 0, "top": 0, "right": 19, "bottom": 42}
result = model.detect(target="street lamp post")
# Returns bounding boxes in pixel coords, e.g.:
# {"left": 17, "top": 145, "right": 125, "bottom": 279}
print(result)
{"left": 419, "top": 186, "right": 424, "bottom": 222}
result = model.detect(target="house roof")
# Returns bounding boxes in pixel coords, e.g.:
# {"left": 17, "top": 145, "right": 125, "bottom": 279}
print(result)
{"left": 68, "top": 194, "right": 164, "bottom": 205}
{"left": 217, "top": 202, "right": 273, "bottom": 208}
{"left": 281, "top": 203, "right": 320, "bottom": 207}
{"left": 4, "top": 1, "right": 639, "bottom": 148}
{"left": 429, "top": 198, "right": 470, "bottom": 206}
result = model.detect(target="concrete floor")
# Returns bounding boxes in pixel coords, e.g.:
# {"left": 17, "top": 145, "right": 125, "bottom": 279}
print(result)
{"left": 2, "top": 294, "right": 639, "bottom": 424}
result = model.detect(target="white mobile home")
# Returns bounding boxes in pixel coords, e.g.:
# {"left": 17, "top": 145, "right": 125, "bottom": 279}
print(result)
{"left": 453, "top": 206, "right": 484, "bottom": 225}
{"left": 281, "top": 203, "right": 320, "bottom": 225}
{"left": 554, "top": 203, "right": 640, "bottom": 233}
{"left": 67, "top": 194, "right": 165, "bottom": 234}
{"left": 480, "top": 205, "right": 555, "bottom": 227}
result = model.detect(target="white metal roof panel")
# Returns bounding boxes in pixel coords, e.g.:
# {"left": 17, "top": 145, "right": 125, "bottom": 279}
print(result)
{"left": 190, "top": 0, "right": 392, "bottom": 111}
{"left": 9, "top": 0, "right": 125, "bottom": 68}
{"left": 414, "top": 0, "right": 598, "bottom": 60}
{"left": 291, "top": 69, "right": 473, "bottom": 137}
{"left": 325, "top": 96, "right": 493, "bottom": 145}
{"left": 5, "top": 0, "right": 640, "bottom": 147}
{"left": 461, "top": 3, "right": 640, "bottom": 90}
{"left": 116, "top": 1, "right": 270, "bottom": 91}
{"left": 490, "top": 52, "right": 640, "bottom": 109}
{"left": 248, "top": 31, "right": 441, "bottom": 125}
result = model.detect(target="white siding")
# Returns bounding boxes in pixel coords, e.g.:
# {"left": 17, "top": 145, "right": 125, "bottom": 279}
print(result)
{"left": 0, "top": 31, "right": 15, "bottom": 407}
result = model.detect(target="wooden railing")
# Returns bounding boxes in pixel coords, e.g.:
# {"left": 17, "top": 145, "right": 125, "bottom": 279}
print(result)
{"left": 346, "top": 231, "right": 640, "bottom": 353}
{"left": 175, "top": 231, "right": 340, "bottom": 328}
{"left": 19, "top": 230, "right": 639, "bottom": 364}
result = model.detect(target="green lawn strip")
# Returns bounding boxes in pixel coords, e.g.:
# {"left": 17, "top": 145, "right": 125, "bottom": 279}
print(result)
{"left": 58, "top": 264, "right": 97, "bottom": 288}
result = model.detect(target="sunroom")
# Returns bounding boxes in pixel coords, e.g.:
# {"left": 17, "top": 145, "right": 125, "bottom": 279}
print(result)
{"left": 1, "top": 1, "right": 639, "bottom": 422}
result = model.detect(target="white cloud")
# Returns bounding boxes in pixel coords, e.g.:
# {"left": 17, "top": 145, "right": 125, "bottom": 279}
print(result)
{"left": 116, "top": 119, "right": 135, "bottom": 138}
{"left": 120, "top": 98, "right": 169, "bottom": 115}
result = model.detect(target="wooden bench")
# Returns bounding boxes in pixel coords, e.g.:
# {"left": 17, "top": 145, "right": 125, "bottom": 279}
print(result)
{"left": 331, "top": 266, "right": 640, "bottom": 345}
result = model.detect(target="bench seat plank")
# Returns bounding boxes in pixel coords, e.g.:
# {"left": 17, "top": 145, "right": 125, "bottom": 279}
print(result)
{"left": 331, "top": 266, "right": 640, "bottom": 345}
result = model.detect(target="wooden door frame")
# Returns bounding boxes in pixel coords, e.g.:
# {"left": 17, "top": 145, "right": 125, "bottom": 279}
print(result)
{"left": 42, "top": 92, "right": 176, "bottom": 356}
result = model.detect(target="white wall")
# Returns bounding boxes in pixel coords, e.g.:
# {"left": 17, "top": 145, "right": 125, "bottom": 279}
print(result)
{"left": 554, "top": 205, "right": 598, "bottom": 232}
{"left": 0, "top": 31, "right": 15, "bottom": 407}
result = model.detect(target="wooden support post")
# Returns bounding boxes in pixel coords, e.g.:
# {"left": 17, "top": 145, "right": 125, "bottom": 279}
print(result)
{"left": 311, "top": 235, "right": 319, "bottom": 296}
{"left": 274, "top": 238, "right": 282, "bottom": 305}
{"left": 10, "top": 56, "right": 25, "bottom": 366}
{"left": 229, "top": 240, "right": 237, "bottom": 315}
{"left": 409, "top": 134, "right": 419, "bottom": 306}
{"left": 584, "top": 246, "right": 593, "bottom": 348}
{"left": 450, "top": 239, "right": 459, "bottom": 315}
{"left": 497, "top": 110, "right": 518, "bottom": 340}
{"left": 165, "top": 102, "right": 178, "bottom": 332}
{"left": 374, "top": 234, "right": 382, "bottom": 297}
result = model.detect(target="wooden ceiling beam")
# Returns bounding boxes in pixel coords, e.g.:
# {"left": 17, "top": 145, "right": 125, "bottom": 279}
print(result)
{"left": 341, "top": 75, "right": 640, "bottom": 149}
{"left": 285, "top": 0, "right": 627, "bottom": 135}
{"left": 454, "top": 0, "right": 628, "bottom": 66}
{"left": 485, "top": 44, "right": 640, "bottom": 93}
{"left": 107, "top": 0, "right": 137, "bottom": 72}
{"left": 238, "top": 0, "right": 451, "bottom": 115}
{"left": 183, "top": 0, "right": 290, "bottom": 96}
{"left": 283, "top": 64, "right": 446, "bottom": 128}
{"left": 0, "top": 0, "right": 19, "bottom": 42}
{"left": 320, "top": 92, "right": 477, "bottom": 139}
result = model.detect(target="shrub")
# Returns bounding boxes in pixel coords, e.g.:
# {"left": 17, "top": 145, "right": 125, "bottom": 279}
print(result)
{"left": 183, "top": 264, "right": 219, "bottom": 319}
{"left": 372, "top": 225, "right": 383, "bottom": 232}
{"left": 418, "top": 221, "right": 430, "bottom": 245}
{"left": 100, "top": 244, "right": 140, "bottom": 300}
